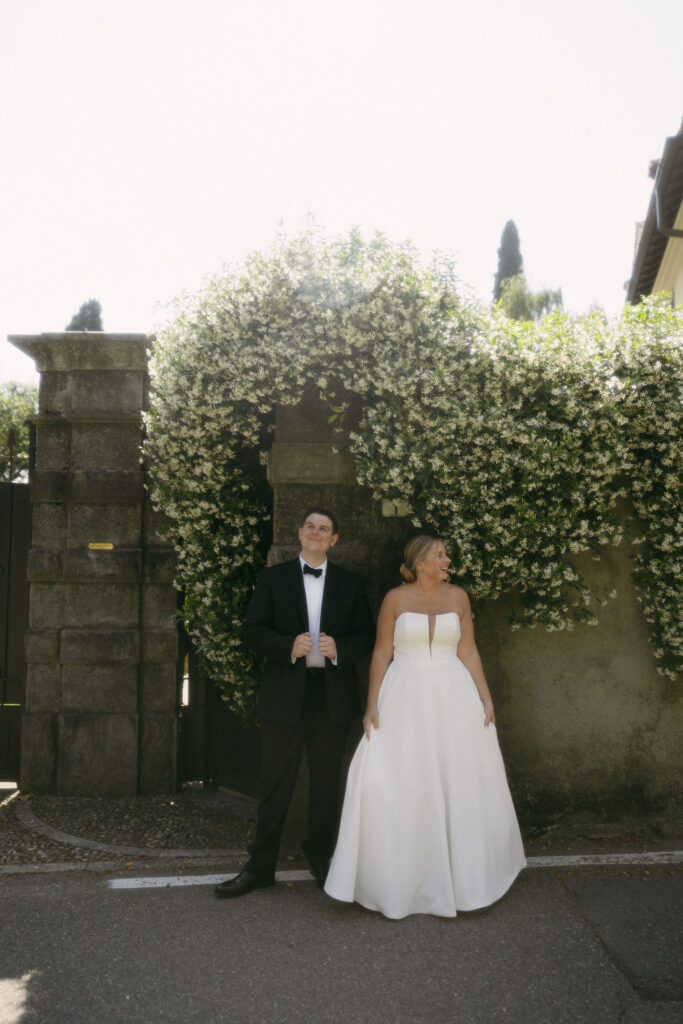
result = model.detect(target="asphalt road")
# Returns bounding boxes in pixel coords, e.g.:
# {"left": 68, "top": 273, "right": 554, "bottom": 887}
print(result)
{"left": 0, "top": 865, "right": 681, "bottom": 1024}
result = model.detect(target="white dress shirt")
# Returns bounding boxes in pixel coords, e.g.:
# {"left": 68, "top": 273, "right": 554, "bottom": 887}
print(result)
{"left": 300, "top": 554, "right": 327, "bottom": 667}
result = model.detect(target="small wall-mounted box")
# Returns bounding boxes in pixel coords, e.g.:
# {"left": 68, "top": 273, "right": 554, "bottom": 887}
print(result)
{"left": 381, "top": 500, "right": 411, "bottom": 518}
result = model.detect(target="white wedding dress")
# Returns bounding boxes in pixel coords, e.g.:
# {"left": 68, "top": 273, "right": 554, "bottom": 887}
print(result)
{"left": 325, "top": 611, "right": 526, "bottom": 919}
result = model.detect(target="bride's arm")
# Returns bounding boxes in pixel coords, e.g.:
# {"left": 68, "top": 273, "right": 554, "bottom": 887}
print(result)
{"left": 456, "top": 590, "right": 496, "bottom": 727}
{"left": 363, "top": 593, "right": 397, "bottom": 739}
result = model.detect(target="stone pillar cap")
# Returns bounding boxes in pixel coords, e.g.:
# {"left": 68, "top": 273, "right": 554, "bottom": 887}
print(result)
{"left": 9, "top": 333, "right": 152, "bottom": 372}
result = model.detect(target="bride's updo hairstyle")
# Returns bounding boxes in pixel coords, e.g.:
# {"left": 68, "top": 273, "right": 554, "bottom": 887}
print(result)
{"left": 400, "top": 535, "right": 440, "bottom": 583}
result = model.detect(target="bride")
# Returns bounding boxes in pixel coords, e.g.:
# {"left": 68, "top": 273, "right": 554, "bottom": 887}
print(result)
{"left": 324, "top": 535, "right": 526, "bottom": 919}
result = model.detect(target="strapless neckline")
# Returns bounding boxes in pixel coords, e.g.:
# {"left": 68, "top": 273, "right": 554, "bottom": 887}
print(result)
{"left": 394, "top": 610, "right": 461, "bottom": 657}
{"left": 396, "top": 611, "right": 460, "bottom": 621}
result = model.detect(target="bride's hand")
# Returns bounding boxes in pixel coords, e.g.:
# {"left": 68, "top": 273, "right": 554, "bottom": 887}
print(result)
{"left": 483, "top": 700, "right": 495, "bottom": 728}
{"left": 363, "top": 706, "right": 379, "bottom": 739}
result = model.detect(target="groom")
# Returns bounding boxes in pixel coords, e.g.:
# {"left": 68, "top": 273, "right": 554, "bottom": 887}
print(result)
{"left": 215, "top": 507, "right": 375, "bottom": 898}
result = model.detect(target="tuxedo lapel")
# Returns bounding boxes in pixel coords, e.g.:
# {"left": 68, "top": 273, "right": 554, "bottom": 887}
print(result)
{"left": 285, "top": 558, "right": 309, "bottom": 631}
{"left": 320, "top": 561, "right": 338, "bottom": 632}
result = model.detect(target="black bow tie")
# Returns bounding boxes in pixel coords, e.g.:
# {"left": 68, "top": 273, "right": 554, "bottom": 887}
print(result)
{"left": 303, "top": 564, "right": 323, "bottom": 578}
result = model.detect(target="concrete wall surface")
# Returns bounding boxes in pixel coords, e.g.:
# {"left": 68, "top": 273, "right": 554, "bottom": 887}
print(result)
{"left": 271, "top": 391, "right": 682, "bottom": 831}
{"left": 475, "top": 542, "right": 682, "bottom": 825}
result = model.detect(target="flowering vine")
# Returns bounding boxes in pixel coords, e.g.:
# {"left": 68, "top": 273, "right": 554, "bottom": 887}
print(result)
{"left": 144, "top": 230, "right": 682, "bottom": 718}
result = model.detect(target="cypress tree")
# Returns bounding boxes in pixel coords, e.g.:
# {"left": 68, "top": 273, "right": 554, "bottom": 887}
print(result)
{"left": 493, "top": 221, "right": 523, "bottom": 302}
{"left": 65, "top": 299, "right": 103, "bottom": 331}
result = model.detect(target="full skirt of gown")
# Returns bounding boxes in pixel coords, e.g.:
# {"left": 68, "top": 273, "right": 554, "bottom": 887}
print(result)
{"left": 324, "top": 611, "right": 526, "bottom": 919}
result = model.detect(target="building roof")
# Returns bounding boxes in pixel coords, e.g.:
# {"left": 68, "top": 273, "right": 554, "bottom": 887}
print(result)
{"left": 627, "top": 123, "right": 683, "bottom": 303}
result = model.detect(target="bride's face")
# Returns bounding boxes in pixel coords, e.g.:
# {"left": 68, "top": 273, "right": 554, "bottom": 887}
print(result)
{"left": 418, "top": 540, "right": 450, "bottom": 582}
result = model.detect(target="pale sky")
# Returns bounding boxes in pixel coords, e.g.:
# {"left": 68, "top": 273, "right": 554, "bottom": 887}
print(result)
{"left": 1, "top": 0, "right": 681, "bottom": 385}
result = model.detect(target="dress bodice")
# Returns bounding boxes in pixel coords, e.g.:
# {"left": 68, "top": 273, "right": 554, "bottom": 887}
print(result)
{"left": 393, "top": 611, "right": 461, "bottom": 661}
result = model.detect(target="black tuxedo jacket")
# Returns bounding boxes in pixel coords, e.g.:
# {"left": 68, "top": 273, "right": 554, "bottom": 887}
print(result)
{"left": 244, "top": 558, "right": 375, "bottom": 726}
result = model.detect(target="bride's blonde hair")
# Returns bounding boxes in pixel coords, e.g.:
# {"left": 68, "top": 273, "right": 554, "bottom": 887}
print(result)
{"left": 400, "top": 535, "right": 440, "bottom": 583}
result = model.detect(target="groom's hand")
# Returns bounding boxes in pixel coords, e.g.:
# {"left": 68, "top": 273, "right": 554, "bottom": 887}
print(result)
{"left": 319, "top": 632, "right": 337, "bottom": 660}
{"left": 292, "top": 632, "right": 312, "bottom": 659}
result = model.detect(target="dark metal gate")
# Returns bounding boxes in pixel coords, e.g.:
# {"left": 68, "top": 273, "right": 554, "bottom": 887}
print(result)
{"left": 209, "top": 691, "right": 261, "bottom": 795}
{"left": 178, "top": 646, "right": 261, "bottom": 796}
{"left": 0, "top": 482, "right": 30, "bottom": 782}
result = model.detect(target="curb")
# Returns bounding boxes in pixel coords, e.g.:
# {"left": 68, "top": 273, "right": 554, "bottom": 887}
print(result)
{"left": 0, "top": 861, "right": 133, "bottom": 877}
{"left": 3, "top": 851, "right": 681, "bottom": 881}
{"left": 0, "top": 856, "right": 244, "bottom": 877}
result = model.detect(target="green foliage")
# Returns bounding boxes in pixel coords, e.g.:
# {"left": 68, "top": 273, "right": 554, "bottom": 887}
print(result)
{"left": 493, "top": 220, "right": 523, "bottom": 301}
{"left": 0, "top": 382, "right": 38, "bottom": 481}
{"left": 611, "top": 300, "right": 683, "bottom": 680}
{"left": 65, "top": 299, "right": 103, "bottom": 331}
{"left": 497, "top": 273, "right": 563, "bottom": 321}
{"left": 145, "top": 231, "right": 683, "bottom": 719}
{"left": 352, "top": 307, "right": 624, "bottom": 631}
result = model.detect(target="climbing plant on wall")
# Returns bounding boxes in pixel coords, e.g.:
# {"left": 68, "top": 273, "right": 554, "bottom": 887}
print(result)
{"left": 144, "top": 229, "right": 682, "bottom": 718}
{"left": 611, "top": 301, "right": 683, "bottom": 681}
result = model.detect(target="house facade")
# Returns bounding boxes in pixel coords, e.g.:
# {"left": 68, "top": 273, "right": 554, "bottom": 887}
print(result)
{"left": 627, "top": 121, "right": 683, "bottom": 304}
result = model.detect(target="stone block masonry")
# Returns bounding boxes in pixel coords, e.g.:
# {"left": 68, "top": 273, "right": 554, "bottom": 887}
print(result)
{"left": 9, "top": 333, "right": 179, "bottom": 796}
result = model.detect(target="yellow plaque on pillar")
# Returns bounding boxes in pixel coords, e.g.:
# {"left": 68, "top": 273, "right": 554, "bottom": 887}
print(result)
{"left": 88, "top": 543, "right": 115, "bottom": 550}
{"left": 381, "top": 500, "right": 411, "bottom": 518}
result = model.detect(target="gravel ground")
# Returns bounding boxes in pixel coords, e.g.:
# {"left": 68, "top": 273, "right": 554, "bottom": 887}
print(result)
{"left": 30, "top": 790, "right": 256, "bottom": 850}
{"left": 0, "top": 791, "right": 116, "bottom": 866}
{"left": 0, "top": 787, "right": 256, "bottom": 868}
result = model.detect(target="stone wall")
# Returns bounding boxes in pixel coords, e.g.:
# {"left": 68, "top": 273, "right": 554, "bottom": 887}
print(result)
{"left": 269, "top": 390, "right": 682, "bottom": 831}
{"left": 8, "top": 337, "right": 681, "bottom": 823}
{"left": 9, "top": 333, "right": 178, "bottom": 796}
{"left": 475, "top": 541, "right": 683, "bottom": 825}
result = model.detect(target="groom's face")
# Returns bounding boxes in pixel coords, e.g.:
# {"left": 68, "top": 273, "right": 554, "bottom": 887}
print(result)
{"left": 298, "top": 513, "right": 338, "bottom": 564}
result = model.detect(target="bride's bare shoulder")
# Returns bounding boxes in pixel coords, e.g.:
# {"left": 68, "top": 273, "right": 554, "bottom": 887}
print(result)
{"left": 446, "top": 584, "right": 471, "bottom": 613}
{"left": 375, "top": 587, "right": 407, "bottom": 629}
{"left": 381, "top": 585, "right": 413, "bottom": 612}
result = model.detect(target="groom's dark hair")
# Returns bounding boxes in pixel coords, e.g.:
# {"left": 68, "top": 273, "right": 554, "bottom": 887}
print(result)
{"left": 301, "top": 507, "right": 339, "bottom": 535}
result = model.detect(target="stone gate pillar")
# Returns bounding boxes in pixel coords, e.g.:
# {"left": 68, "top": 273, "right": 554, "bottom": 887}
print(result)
{"left": 9, "top": 333, "right": 178, "bottom": 795}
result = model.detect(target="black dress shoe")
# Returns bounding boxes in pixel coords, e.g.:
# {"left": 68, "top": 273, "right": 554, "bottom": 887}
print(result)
{"left": 308, "top": 857, "right": 330, "bottom": 889}
{"left": 214, "top": 869, "right": 275, "bottom": 899}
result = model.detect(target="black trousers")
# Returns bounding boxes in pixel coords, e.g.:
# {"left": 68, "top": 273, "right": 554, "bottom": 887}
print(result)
{"left": 246, "top": 674, "right": 349, "bottom": 877}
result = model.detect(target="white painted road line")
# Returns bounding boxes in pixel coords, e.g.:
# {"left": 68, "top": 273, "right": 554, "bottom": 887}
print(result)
{"left": 526, "top": 850, "right": 683, "bottom": 868}
{"left": 108, "top": 870, "right": 314, "bottom": 890}
{"left": 106, "top": 851, "right": 683, "bottom": 890}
